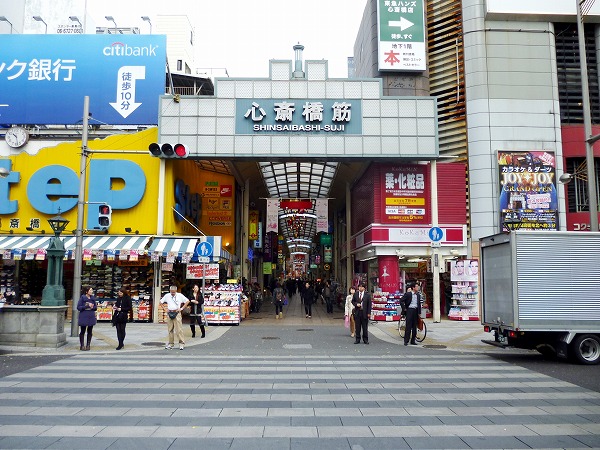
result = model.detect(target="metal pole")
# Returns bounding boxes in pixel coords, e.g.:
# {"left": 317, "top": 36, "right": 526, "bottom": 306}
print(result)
{"left": 70, "top": 96, "right": 89, "bottom": 337}
{"left": 576, "top": 0, "right": 599, "bottom": 231}
{"left": 431, "top": 160, "right": 441, "bottom": 323}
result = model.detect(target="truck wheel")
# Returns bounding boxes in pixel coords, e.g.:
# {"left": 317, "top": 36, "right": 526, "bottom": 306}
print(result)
{"left": 571, "top": 334, "right": 600, "bottom": 365}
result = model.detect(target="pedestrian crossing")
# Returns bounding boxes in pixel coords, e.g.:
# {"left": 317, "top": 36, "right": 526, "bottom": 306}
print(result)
{"left": 1, "top": 354, "right": 600, "bottom": 449}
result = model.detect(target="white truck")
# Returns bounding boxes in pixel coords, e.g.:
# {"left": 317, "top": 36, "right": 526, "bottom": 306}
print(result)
{"left": 480, "top": 231, "right": 600, "bottom": 365}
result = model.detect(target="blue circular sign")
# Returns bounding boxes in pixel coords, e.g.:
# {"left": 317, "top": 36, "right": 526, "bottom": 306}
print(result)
{"left": 195, "top": 241, "right": 213, "bottom": 258}
{"left": 428, "top": 227, "right": 444, "bottom": 242}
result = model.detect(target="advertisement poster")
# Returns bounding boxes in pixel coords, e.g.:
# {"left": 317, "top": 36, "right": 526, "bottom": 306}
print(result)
{"left": 498, "top": 151, "right": 558, "bottom": 231}
{"left": 186, "top": 263, "right": 220, "bottom": 280}
{"left": 450, "top": 259, "right": 478, "bottom": 282}
{"left": 381, "top": 164, "right": 429, "bottom": 224}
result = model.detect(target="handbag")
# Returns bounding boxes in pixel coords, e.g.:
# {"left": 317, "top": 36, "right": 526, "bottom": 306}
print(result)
{"left": 182, "top": 305, "right": 191, "bottom": 315}
{"left": 344, "top": 315, "right": 350, "bottom": 329}
{"left": 417, "top": 315, "right": 424, "bottom": 331}
{"left": 167, "top": 310, "right": 178, "bottom": 319}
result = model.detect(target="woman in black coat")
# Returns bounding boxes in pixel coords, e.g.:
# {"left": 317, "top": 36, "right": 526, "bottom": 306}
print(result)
{"left": 113, "top": 288, "right": 132, "bottom": 350}
{"left": 77, "top": 286, "right": 97, "bottom": 351}
{"left": 188, "top": 284, "right": 206, "bottom": 338}
{"left": 302, "top": 281, "right": 316, "bottom": 318}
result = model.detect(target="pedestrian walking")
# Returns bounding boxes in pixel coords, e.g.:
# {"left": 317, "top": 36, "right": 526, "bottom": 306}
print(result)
{"left": 188, "top": 284, "right": 206, "bottom": 338}
{"left": 352, "top": 283, "right": 372, "bottom": 344}
{"left": 324, "top": 281, "right": 333, "bottom": 313}
{"left": 160, "top": 285, "right": 187, "bottom": 350}
{"left": 112, "top": 288, "right": 132, "bottom": 350}
{"left": 401, "top": 282, "right": 422, "bottom": 346}
{"left": 302, "top": 281, "right": 316, "bottom": 318}
{"left": 77, "top": 286, "right": 97, "bottom": 351}
{"left": 344, "top": 286, "right": 356, "bottom": 338}
{"left": 273, "top": 282, "right": 284, "bottom": 319}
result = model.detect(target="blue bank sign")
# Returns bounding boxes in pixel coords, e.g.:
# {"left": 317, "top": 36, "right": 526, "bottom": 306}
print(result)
{"left": 0, "top": 35, "right": 166, "bottom": 125}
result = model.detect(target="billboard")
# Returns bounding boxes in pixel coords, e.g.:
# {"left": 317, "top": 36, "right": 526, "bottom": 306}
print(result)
{"left": 380, "top": 164, "right": 430, "bottom": 225}
{"left": 377, "top": 0, "right": 426, "bottom": 71}
{"left": 498, "top": 151, "right": 558, "bottom": 231}
{"left": 0, "top": 35, "right": 166, "bottom": 125}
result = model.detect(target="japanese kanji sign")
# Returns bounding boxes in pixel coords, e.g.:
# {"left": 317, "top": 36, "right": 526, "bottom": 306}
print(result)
{"left": 381, "top": 164, "right": 430, "bottom": 224}
{"left": 236, "top": 99, "right": 362, "bottom": 135}
{"left": 0, "top": 35, "right": 166, "bottom": 125}
{"left": 377, "top": 0, "right": 426, "bottom": 71}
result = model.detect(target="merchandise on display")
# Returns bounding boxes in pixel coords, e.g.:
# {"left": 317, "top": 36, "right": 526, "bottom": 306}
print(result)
{"left": 370, "top": 291, "right": 402, "bottom": 321}
{"left": 203, "top": 284, "right": 242, "bottom": 325}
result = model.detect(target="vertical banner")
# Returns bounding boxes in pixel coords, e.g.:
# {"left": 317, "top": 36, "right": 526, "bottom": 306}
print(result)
{"left": 248, "top": 210, "right": 259, "bottom": 240}
{"left": 381, "top": 164, "right": 429, "bottom": 224}
{"left": 315, "top": 198, "right": 328, "bottom": 233}
{"left": 254, "top": 222, "right": 263, "bottom": 249}
{"left": 266, "top": 198, "right": 279, "bottom": 234}
{"left": 498, "top": 151, "right": 558, "bottom": 231}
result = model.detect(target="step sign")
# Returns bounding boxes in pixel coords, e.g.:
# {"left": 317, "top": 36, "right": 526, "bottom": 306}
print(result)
{"left": 428, "top": 227, "right": 444, "bottom": 242}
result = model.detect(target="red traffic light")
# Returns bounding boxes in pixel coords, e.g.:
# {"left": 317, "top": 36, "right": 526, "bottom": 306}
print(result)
{"left": 173, "top": 143, "right": 188, "bottom": 158}
{"left": 99, "top": 205, "right": 111, "bottom": 215}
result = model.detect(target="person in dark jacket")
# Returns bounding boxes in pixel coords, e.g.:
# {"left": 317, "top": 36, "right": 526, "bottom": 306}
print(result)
{"left": 302, "top": 281, "right": 316, "bottom": 318}
{"left": 77, "top": 286, "right": 98, "bottom": 351}
{"left": 187, "top": 284, "right": 206, "bottom": 338}
{"left": 401, "top": 282, "right": 422, "bottom": 346}
{"left": 113, "top": 288, "right": 132, "bottom": 350}
{"left": 352, "top": 283, "right": 372, "bottom": 344}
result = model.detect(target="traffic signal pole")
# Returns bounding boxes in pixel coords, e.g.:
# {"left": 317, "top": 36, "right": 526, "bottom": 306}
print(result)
{"left": 71, "top": 96, "right": 89, "bottom": 337}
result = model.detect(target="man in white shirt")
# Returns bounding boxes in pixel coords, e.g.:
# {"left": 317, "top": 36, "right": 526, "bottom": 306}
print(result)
{"left": 160, "top": 285, "right": 189, "bottom": 350}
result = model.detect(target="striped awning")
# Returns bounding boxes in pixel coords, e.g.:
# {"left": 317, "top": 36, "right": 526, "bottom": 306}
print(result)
{"left": 0, "top": 235, "right": 54, "bottom": 250}
{"left": 148, "top": 237, "right": 199, "bottom": 256}
{"left": 62, "top": 235, "right": 151, "bottom": 252}
{"left": 0, "top": 234, "right": 151, "bottom": 253}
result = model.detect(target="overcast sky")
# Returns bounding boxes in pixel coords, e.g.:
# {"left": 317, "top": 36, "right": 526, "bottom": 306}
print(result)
{"left": 87, "top": 0, "right": 368, "bottom": 79}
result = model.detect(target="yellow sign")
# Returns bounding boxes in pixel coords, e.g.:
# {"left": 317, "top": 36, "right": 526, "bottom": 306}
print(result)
{"left": 386, "top": 197, "right": 426, "bottom": 206}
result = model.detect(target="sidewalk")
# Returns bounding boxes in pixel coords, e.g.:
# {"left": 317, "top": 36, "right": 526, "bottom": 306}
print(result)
{"left": 0, "top": 303, "right": 513, "bottom": 356}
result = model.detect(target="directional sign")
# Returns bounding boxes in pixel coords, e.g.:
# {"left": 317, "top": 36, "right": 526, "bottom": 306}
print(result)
{"left": 428, "top": 226, "right": 444, "bottom": 242}
{"left": 377, "top": 0, "right": 426, "bottom": 71}
{"left": 0, "top": 35, "right": 166, "bottom": 125}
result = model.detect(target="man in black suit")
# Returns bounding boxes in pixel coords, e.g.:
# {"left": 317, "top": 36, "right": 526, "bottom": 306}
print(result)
{"left": 352, "top": 283, "right": 372, "bottom": 344}
{"left": 401, "top": 282, "right": 422, "bottom": 345}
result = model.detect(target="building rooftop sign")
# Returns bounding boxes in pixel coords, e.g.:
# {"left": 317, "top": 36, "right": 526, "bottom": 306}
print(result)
{"left": 377, "top": 0, "right": 426, "bottom": 72}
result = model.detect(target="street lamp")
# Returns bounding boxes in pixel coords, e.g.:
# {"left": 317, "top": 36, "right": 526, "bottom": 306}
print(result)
{"left": 105, "top": 15, "right": 118, "bottom": 34}
{"left": 32, "top": 16, "right": 47, "bottom": 34}
{"left": 141, "top": 16, "right": 152, "bottom": 34}
{"left": 41, "top": 213, "right": 70, "bottom": 306}
{"left": 0, "top": 16, "right": 13, "bottom": 34}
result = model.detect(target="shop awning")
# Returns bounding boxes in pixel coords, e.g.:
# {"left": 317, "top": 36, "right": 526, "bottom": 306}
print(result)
{"left": 0, "top": 235, "right": 53, "bottom": 250}
{"left": 0, "top": 234, "right": 151, "bottom": 253}
{"left": 62, "top": 235, "right": 152, "bottom": 252}
{"left": 148, "top": 237, "right": 199, "bottom": 256}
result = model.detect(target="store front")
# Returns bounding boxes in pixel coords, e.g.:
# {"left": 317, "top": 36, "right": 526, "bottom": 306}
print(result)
{"left": 0, "top": 129, "right": 236, "bottom": 322}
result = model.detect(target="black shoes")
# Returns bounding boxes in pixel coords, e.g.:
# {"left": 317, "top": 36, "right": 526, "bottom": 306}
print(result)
{"left": 404, "top": 342, "right": 408, "bottom": 346}
{"left": 354, "top": 340, "right": 360, "bottom": 344}
{"left": 364, "top": 342, "right": 369, "bottom": 345}
{"left": 410, "top": 341, "right": 417, "bottom": 345}
{"left": 116, "top": 345, "right": 123, "bottom": 350}
{"left": 201, "top": 334, "right": 205, "bottom": 338}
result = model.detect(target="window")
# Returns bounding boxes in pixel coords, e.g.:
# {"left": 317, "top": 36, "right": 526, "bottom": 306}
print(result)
{"left": 555, "top": 23, "right": 600, "bottom": 124}
{"left": 564, "top": 157, "right": 600, "bottom": 212}
{"left": 177, "top": 60, "right": 183, "bottom": 71}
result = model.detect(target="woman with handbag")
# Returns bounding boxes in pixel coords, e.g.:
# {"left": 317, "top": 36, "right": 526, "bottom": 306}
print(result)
{"left": 344, "top": 286, "right": 356, "bottom": 338}
{"left": 77, "top": 286, "right": 97, "bottom": 351}
{"left": 188, "top": 284, "right": 206, "bottom": 338}
{"left": 113, "top": 289, "right": 132, "bottom": 350}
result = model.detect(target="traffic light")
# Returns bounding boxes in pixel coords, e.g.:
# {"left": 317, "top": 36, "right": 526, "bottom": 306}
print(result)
{"left": 148, "top": 143, "right": 188, "bottom": 158}
{"left": 98, "top": 204, "right": 112, "bottom": 230}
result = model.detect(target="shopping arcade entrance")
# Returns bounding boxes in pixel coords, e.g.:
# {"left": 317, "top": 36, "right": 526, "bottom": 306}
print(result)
{"left": 156, "top": 58, "right": 440, "bottom": 285}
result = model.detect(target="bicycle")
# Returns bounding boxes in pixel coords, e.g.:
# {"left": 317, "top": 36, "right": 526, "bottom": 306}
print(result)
{"left": 397, "top": 312, "right": 427, "bottom": 342}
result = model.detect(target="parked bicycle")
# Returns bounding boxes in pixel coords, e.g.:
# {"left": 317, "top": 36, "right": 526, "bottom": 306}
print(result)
{"left": 397, "top": 312, "right": 427, "bottom": 342}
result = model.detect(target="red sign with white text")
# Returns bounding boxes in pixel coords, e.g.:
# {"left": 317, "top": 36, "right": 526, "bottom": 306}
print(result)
{"left": 380, "top": 164, "right": 429, "bottom": 224}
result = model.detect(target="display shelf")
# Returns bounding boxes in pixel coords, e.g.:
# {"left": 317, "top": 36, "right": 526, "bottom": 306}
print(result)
{"left": 448, "top": 260, "right": 480, "bottom": 321}
{"left": 370, "top": 291, "right": 402, "bottom": 321}
{"left": 204, "top": 285, "right": 242, "bottom": 325}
